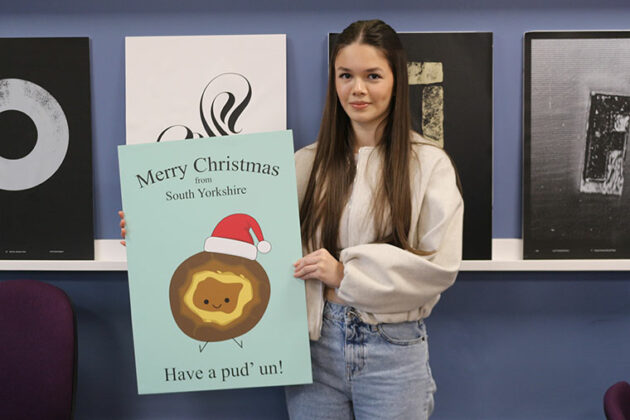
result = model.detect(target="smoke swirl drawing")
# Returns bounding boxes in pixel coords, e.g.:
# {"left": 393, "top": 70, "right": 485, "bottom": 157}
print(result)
{"left": 0, "top": 78, "right": 69, "bottom": 191}
{"left": 157, "top": 73, "right": 252, "bottom": 142}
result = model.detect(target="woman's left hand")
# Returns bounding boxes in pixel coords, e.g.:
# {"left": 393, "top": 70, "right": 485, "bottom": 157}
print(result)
{"left": 293, "top": 248, "right": 344, "bottom": 288}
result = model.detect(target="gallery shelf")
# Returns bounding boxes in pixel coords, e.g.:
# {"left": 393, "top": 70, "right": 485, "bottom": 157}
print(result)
{"left": 0, "top": 240, "right": 126, "bottom": 271}
{"left": 462, "top": 239, "right": 630, "bottom": 271}
{"left": 2, "top": 239, "right": 630, "bottom": 272}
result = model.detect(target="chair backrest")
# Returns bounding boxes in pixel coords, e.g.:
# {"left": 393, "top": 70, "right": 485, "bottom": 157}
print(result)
{"left": 0, "top": 279, "right": 77, "bottom": 420}
{"left": 605, "top": 381, "right": 630, "bottom": 420}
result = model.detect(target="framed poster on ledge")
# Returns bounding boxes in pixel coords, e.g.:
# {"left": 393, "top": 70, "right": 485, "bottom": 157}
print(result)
{"left": 0, "top": 37, "right": 94, "bottom": 260}
{"left": 125, "top": 34, "right": 286, "bottom": 145}
{"left": 524, "top": 31, "right": 630, "bottom": 259}
{"left": 329, "top": 32, "right": 493, "bottom": 260}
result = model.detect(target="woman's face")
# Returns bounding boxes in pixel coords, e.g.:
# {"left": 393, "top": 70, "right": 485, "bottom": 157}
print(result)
{"left": 334, "top": 42, "right": 395, "bottom": 132}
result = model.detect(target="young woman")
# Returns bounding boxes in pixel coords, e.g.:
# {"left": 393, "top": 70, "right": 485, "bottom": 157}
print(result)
{"left": 121, "top": 19, "right": 462, "bottom": 419}
{"left": 285, "top": 20, "right": 463, "bottom": 419}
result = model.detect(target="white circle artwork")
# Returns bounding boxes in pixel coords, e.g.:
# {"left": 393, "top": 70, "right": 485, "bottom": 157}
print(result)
{"left": 0, "top": 78, "right": 69, "bottom": 191}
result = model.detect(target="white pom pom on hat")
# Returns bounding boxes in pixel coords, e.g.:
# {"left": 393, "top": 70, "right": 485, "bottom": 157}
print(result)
{"left": 257, "top": 239, "right": 271, "bottom": 254}
{"left": 204, "top": 213, "right": 271, "bottom": 260}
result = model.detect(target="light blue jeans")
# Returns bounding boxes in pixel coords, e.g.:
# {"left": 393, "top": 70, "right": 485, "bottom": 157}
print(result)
{"left": 285, "top": 301, "right": 436, "bottom": 420}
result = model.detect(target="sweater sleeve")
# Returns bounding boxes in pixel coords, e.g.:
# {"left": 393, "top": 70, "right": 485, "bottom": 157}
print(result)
{"left": 335, "top": 153, "right": 463, "bottom": 314}
{"left": 294, "top": 143, "right": 316, "bottom": 207}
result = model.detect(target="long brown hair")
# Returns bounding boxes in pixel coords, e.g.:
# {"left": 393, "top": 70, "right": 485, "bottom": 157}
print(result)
{"left": 300, "top": 19, "right": 423, "bottom": 257}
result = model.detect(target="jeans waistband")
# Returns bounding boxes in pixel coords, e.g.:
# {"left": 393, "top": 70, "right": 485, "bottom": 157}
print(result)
{"left": 323, "top": 300, "right": 360, "bottom": 321}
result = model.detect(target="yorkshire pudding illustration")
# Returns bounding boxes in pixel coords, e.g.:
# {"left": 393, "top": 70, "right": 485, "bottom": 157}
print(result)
{"left": 169, "top": 213, "right": 271, "bottom": 342}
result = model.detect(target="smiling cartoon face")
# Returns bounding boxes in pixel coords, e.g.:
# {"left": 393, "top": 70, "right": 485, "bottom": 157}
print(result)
{"left": 193, "top": 277, "right": 242, "bottom": 313}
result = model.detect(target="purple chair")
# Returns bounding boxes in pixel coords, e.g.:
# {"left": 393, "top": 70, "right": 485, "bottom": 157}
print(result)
{"left": 0, "top": 279, "right": 77, "bottom": 420}
{"left": 605, "top": 381, "right": 630, "bottom": 420}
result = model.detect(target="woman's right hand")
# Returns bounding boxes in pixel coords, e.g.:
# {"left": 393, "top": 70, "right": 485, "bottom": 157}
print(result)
{"left": 118, "top": 210, "right": 126, "bottom": 246}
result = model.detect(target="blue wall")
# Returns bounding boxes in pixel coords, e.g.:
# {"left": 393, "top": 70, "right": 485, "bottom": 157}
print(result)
{"left": 2, "top": 0, "right": 630, "bottom": 418}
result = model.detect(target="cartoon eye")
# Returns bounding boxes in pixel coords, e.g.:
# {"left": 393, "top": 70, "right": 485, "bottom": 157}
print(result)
{"left": 204, "top": 299, "right": 209, "bottom": 304}
{"left": 224, "top": 298, "right": 230, "bottom": 303}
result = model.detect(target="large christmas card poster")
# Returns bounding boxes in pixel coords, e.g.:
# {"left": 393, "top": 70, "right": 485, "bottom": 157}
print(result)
{"left": 329, "top": 32, "right": 493, "bottom": 260}
{"left": 125, "top": 34, "right": 286, "bottom": 144}
{"left": 0, "top": 37, "right": 93, "bottom": 260}
{"left": 118, "top": 130, "right": 312, "bottom": 394}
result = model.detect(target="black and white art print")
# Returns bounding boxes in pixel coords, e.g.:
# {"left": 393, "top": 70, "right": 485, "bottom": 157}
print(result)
{"left": 524, "top": 32, "right": 630, "bottom": 259}
{"left": 125, "top": 35, "right": 286, "bottom": 144}
{"left": 329, "top": 32, "right": 493, "bottom": 260}
{"left": 0, "top": 37, "right": 94, "bottom": 260}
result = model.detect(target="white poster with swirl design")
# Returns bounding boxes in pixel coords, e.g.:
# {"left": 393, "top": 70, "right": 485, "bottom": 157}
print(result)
{"left": 0, "top": 78, "right": 69, "bottom": 191}
{"left": 125, "top": 35, "right": 286, "bottom": 144}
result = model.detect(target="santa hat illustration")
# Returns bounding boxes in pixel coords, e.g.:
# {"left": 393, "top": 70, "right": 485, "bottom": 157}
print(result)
{"left": 204, "top": 213, "right": 271, "bottom": 260}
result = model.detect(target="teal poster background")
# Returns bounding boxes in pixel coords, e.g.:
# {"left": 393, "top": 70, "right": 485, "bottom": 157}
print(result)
{"left": 118, "top": 130, "right": 312, "bottom": 394}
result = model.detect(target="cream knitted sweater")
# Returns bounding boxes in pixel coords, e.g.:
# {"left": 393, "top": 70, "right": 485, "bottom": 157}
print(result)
{"left": 295, "top": 133, "right": 464, "bottom": 340}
